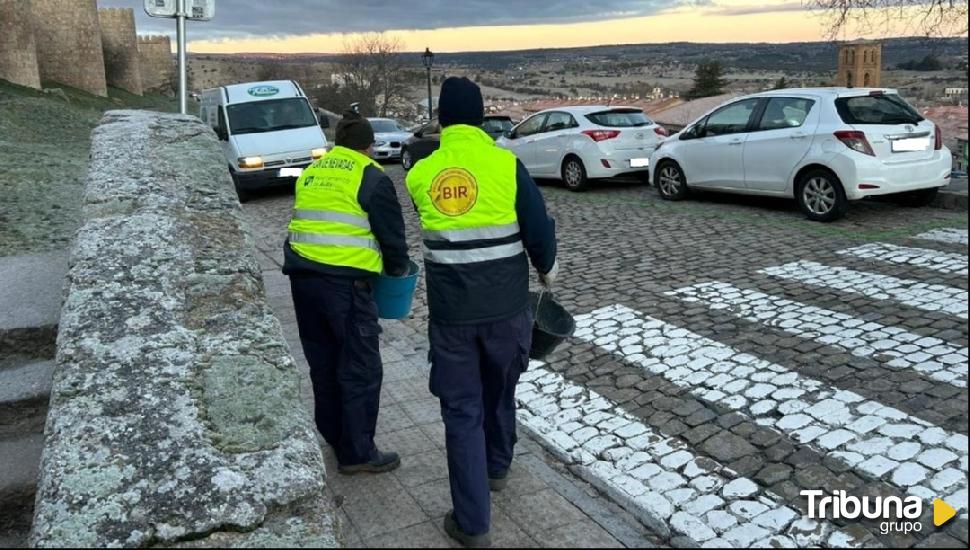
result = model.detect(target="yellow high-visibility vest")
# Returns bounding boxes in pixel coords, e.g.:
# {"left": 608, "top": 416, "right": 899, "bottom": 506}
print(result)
{"left": 406, "top": 125, "right": 520, "bottom": 265}
{"left": 288, "top": 146, "right": 384, "bottom": 274}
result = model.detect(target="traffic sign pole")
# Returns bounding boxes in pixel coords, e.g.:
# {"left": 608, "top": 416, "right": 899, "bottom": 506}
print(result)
{"left": 176, "top": 0, "right": 188, "bottom": 114}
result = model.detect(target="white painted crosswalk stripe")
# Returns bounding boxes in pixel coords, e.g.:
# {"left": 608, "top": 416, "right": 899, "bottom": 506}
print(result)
{"left": 761, "top": 261, "right": 969, "bottom": 320}
{"left": 516, "top": 364, "right": 863, "bottom": 547}
{"left": 570, "top": 305, "right": 969, "bottom": 513}
{"left": 837, "top": 243, "right": 968, "bottom": 276}
{"left": 915, "top": 228, "right": 969, "bottom": 246}
{"left": 669, "top": 282, "right": 968, "bottom": 388}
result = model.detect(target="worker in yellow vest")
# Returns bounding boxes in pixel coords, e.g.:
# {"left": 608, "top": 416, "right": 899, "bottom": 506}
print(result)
{"left": 406, "top": 77, "right": 558, "bottom": 548}
{"left": 284, "top": 111, "right": 410, "bottom": 475}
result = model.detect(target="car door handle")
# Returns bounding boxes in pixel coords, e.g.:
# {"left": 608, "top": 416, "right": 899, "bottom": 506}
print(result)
{"left": 789, "top": 133, "right": 808, "bottom": 140}
{"left": 729, "top": 139, "right": 744, "bottom": 146}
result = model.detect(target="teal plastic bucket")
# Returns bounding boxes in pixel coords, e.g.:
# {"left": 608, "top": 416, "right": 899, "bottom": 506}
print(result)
{"left": 372, "top": 261, "right": 420, "bottom": 320}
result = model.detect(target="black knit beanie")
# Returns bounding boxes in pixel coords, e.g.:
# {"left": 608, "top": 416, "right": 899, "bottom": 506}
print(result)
{"left": 438, "top": 77, "right": 484, "bottom": 128}
{"left": 336, "top": 110, "right": 375, "bottom": 150}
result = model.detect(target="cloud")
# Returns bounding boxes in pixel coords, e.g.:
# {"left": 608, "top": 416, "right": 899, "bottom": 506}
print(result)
{"left": 712, "top": 1, "right": 808, "bottom": 16}
{"left": 99, "top": 0, "right": 702, "bottom": 41}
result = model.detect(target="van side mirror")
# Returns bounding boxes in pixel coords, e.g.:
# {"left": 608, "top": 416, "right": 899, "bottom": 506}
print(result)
{"left": 216, "top": 126, "right": 228, "bottom": 141}
{"left": 319, "top": 116, "right": 330, "bottom": 129}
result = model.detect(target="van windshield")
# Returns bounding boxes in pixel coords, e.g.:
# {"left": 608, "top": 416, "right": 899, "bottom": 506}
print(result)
{"left": 228, "top": 98, "right": 318, "bottom": 135}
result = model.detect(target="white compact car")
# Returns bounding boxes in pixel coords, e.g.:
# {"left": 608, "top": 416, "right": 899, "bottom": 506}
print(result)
{"left": 367, "top": 118, "right": 412, "bottom": 161}
{"left": 496, "top": 106, "right": 667, "bottom": 191}
{"left": 649, "top": 88, "right": 952, "bottom": 222}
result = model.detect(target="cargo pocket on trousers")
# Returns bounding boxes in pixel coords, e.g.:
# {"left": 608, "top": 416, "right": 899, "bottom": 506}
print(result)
{"left": 352, "top": 284, "right": 383, "bottom": 339}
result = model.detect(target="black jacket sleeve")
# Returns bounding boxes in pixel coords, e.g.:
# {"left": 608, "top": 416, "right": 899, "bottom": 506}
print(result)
{"left": 514, "top": 160, "right": 557, "bottom": 274}
{"left": 359, "top": 166, "right": 410, "bottom": 277}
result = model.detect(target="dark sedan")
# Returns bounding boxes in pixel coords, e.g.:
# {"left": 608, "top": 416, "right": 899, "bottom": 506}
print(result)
{"left": 401, "top": 115, "right": 516, "bottom": 170}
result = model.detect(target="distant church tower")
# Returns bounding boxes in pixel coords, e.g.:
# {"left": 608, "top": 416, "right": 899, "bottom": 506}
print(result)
{"left": 837, "top": 41, "right": 882, "bottom": 88}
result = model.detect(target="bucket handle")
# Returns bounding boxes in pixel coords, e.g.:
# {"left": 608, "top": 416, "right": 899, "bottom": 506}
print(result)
{"left": 534, "top": 289, "right": 551, "bottom": 319}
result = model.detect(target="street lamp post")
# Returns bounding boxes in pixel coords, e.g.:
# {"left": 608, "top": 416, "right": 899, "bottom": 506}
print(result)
{"left": 422, "top": 48, "right": 434, "bottom": 121}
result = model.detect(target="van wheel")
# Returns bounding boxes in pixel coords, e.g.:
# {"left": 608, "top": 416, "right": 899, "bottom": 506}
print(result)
{"left": 230, "top": 173, "right": 251, "bottom": 203}
{"left": 893, "top": 187, "right": 939, "bottom": 207}
{"left": 562, "top": 156, "right": 588, "bottom": 192}
{"left": 235, "top": 186, "right": 252, "bottom": 203}
{"left": 401, "top": 149, "right": 414, "bottom": 171}
{"left": 656, "top": 161, "right": 689, "bottom": 200}
{"left": 796, "top": 169, "right": 848, "bottom": 222}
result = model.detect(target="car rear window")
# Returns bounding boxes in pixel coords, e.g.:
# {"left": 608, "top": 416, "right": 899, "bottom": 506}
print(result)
{"left": 482, "top": 118, "right": 513, "bottom": 133}
{"left": 586, "top": 110, "right": 652, "bottom": 128}
{"left": 835, "top": 94, "right": 924, "bottom": 125}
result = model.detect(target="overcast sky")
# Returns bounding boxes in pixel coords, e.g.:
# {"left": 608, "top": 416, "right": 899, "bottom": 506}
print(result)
{"left": 102, "top": 0, "right": 707, "bottom": 39}
{"left": 96, "top": 1, "right": 894, "bottom": 53}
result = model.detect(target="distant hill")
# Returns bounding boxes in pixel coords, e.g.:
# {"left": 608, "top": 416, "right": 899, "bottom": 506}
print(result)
{"left": 203, "top": 37, "right": 967, "bottom": 73}
{"left": 431, "top": 37, "right": 968, "bottom": 72}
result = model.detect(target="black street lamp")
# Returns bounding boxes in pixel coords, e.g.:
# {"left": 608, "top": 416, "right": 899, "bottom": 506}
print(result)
{"left": 422, "top": 48, "right": 434, "bottom": 121}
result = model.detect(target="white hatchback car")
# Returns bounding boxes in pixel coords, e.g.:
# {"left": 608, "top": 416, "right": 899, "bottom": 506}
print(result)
{"left": 496, "top": 106, "right": 667, "bottom": 191}
{"left": 649, "top": 88, "right": 952, "bottom": 222}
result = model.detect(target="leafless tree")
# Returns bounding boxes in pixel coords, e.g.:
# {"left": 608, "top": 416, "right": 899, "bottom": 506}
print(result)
{"left": 339, "top": 33, "right": 411, "bottom": 117}
{"left": 806, "top": 0, "right": 968, "bottom": 38}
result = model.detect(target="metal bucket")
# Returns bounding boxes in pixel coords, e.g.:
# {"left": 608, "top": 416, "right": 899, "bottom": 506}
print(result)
{"left": 528, "top": 291, "right": 575, "bottom": 360}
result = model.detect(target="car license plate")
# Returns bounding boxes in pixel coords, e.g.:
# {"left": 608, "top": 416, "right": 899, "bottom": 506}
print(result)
{"left": 279, "top": 168, "right": 303, "bottom": 178}
{"left": 891, "top": 138, "right": 929, "bottom": 152}
{"left": 630, "top": 158, "right": 650, "bottom": 168}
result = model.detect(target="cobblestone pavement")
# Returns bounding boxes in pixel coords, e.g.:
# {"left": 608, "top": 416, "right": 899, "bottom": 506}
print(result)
{"left": 243, "top": 164, "right": 968, "bottom": 548}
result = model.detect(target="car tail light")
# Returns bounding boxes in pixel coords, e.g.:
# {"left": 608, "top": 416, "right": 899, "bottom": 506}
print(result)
{"left": 834, "top": 131, "right": 875, "bottom": 156}
{"left": 582, "top": 130, "right": 621, "bottom": 142}
{"left": 934, "top": 124, "right": 943, "bottom": 150}
{"left": 654, "top": 126, "right": 669, "bottom": 137}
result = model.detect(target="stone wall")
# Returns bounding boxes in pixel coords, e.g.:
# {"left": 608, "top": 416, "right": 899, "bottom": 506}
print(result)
{"left": 0, "top": 0, "right": 41, "bottom": 89}
{"left": 29, "top": 111, "right": 339, "bottom": 548}
{"left": 138, "top": 35, "right": 175, "bottom": 95}
{"left": 98, "top": 7, "right": 142, "bottom": 95}
{"left": 31, "top": 0, "right": 107, "bottom": 97}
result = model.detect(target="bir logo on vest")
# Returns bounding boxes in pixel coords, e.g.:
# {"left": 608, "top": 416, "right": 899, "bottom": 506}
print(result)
{"left": 429, "top": 168, "right": 478, "bottom": 217}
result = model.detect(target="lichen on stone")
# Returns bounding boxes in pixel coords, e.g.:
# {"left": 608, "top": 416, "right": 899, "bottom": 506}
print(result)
{"left": 30, "top": 111, "right": 338, "bottom": 548}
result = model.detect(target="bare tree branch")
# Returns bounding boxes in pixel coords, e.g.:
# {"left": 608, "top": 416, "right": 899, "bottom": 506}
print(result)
{"left": 805, "top": 0, "right": 968, "bottom": 39}
{"left": 338, "top": 33, "right": 412, "bottom": 117}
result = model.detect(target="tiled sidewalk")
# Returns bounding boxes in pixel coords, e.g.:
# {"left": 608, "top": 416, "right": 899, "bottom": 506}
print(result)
{"left": 257, "top": 250, "right": 658, "bottom": 548}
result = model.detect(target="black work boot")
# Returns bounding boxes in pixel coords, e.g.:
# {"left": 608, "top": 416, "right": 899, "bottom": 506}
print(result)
{"left": 444, "top": 511, "right": 491, "bottom": 548}
{"left": 337, "top": 451, "right": 401, "bottom": 475}
{"left": 488, "top": 469, "right": 509, "bottom": 492}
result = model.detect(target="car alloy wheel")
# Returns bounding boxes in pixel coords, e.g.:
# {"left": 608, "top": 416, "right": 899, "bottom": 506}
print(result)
{"left": 562, "top": 158, "right": 588, "bottom": 191}
{"left": 658, "top": 165, "right": 682, "bottom": 197}
{"left": 564, "top": 161, "right": 582, "bottom": 186}
{"left": 802, "top": 176, "right": 837, "bottom": 215}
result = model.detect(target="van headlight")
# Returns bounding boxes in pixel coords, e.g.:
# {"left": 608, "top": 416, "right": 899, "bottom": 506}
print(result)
{"left": 239, "top": 156, "right": 264, "bottom": 169}
{"left": 311, "top": 148, "right": 327, "bottom": 159}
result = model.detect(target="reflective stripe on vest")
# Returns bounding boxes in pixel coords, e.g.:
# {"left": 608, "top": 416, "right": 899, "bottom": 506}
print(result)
{"left": 422, "top": 222, "right": 520, "bottom": 243}
{"left": 288, "top": 146, "right": 384, "bottom": 273}
{"left": 405, "top": 125, "right": 520, "bottom": 267}
{"left": 292, "top": 209, "right": 373, "bottom": 231}
{"left": 423, "top": 241, "right": 525, "bottom": 265}
{"left": 289, "top": 232, "right": 381, "bottom": 252}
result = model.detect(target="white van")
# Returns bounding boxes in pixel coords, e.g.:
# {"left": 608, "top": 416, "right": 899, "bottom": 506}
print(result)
{"left": 200, "top": 80, "right": 329, "bottom": 201}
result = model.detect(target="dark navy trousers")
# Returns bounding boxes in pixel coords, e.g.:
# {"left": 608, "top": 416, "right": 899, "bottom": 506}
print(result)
{"left": 290, "top": 273, "right": 382, "bottom": 466}
{"left": 429, "top": 309, "right": 532, "bottom": 536}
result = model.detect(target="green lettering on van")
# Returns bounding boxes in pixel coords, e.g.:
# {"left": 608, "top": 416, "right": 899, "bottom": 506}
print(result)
{"left": 248, "top": 85, "right": 280, "bottom": 97}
